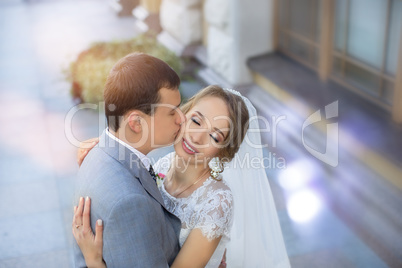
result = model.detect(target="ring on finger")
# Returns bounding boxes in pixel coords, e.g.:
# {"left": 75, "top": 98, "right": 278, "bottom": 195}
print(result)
{"left": 75, "top": 224, "right": 82, "bottom": 229}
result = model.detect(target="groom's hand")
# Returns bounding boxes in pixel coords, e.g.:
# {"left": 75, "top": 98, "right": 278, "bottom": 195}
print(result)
{"left": 77, "top": 137, "right": 99, "bottom": 166}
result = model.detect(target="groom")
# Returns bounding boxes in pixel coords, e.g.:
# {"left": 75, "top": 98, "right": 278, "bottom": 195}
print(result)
{"left": 73, "top": 53, "right": 184, "bottom": 267}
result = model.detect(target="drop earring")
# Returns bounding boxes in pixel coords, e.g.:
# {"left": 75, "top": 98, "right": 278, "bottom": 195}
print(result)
{"left": 209, "top": 157, "right": 224, "bottom": 180}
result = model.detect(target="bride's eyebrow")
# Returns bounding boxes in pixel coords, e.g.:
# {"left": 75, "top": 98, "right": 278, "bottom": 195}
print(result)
{"left": 195, "top": 111, "right": 226, "bottom": 140}
{"left": 195, "top": 111, "right": 204, "bottom": 118}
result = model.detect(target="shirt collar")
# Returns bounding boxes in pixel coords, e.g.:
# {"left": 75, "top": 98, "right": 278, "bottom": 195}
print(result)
{"left": 105, "top": 128, "right": 151, "bottom": 170}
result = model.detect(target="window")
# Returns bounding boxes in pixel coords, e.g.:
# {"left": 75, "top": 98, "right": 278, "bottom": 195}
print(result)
{"left": 278, "top": 0, "right": 322, "bottom": 68}
{"left": 277, "top": 0, "right": 401, "bottom": 108}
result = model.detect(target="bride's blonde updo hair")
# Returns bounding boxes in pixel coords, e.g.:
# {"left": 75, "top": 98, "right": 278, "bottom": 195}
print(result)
{"left": 180, "top": 85, "right": 249, "bottom": 164}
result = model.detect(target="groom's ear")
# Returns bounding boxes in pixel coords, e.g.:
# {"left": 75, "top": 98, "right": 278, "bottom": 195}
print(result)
{"left": 127, "top": 111, "right": 143, "bottom": 133}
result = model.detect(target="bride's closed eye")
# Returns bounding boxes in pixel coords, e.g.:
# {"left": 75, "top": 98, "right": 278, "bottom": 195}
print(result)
{"left": 210, "top": 133, "right": 219, "bottom": 143}
{"left": 192, "top": 117, "right": 222, "bottom": 143}
{"left": 191, "top": 117, "right": 200, "bottom": 126}
{"left": 191, "top": 117, "right": 220, "bottom": 143}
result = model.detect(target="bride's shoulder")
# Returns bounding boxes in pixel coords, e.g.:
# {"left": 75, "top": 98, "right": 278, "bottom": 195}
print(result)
{"left": 204, "top": 177, "right": 232, "bottom": 198}
{"left": 197, "top": 178, "right": 234, "bottom": 223}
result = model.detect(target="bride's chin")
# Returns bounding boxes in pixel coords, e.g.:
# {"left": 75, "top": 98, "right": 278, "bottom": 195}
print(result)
{"left": 175, "top": 149, "right": 194, "bottom": 160}
{"left": 174, "top": 148, "right": 210, "bottom": 166}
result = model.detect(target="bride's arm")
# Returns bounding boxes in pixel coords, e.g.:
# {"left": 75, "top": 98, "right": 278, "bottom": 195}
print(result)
{"left": 72, "top": 197, "right": 219, "bottom": 268}
{"left": 172, "top": 189, "right": 233, "bottom": 268}
{"left": 72, "top": 196, "right": 226, "bottom": 268}
{"left": 171, "top": 229, "right": 222, "bottom": 268}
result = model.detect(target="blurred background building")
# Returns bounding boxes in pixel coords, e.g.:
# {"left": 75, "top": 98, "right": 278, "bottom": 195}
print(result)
{"left": 156, "top": 0, "right": 402, "bottom": 122}
{"left": 0, "top": 0, "right": 401, "bottom": 267}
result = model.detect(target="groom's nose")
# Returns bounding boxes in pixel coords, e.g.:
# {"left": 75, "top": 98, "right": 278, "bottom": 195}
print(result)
{"left": 175, "top": 108, "right": 185, "bottom": 126}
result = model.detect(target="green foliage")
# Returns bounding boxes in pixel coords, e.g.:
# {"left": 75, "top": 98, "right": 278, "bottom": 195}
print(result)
{"left": 67, "top": 34, "right": 182, "bottom": 103}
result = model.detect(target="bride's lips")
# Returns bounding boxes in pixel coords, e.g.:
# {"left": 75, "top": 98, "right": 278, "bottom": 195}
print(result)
{"left": 182, "top": 138, "right": 198, "bottom": 155}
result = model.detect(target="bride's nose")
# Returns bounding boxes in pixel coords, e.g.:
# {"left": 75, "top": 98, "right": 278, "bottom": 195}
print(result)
{"left": 189, "top": 129, "right": 205, "bottom": 145}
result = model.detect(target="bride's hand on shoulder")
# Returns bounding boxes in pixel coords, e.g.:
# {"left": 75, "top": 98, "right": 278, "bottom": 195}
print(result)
{"left": 72, "top": 197, "right": 106, "bottom": 268}
{"left": 77, "top": 137, "right": 99, "bottom": 166}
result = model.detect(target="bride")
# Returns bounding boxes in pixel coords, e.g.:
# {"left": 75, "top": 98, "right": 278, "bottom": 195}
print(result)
{"left": 73, "top": 85, "right": 290, "bottom": 267}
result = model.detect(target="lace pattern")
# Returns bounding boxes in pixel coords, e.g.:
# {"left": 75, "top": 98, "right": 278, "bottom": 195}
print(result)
{"left": 154, "top": 152, "right": 234, "bottom": 267}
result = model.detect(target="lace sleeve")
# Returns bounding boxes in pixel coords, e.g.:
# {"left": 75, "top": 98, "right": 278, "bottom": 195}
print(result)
{"left": 194, "top": 189, "right": 234, "bottom": 241}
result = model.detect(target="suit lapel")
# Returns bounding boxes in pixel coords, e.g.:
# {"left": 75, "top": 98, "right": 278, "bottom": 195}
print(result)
{"left": 99, "top": 131, "right": 167, "bottom": 210}
{"left": 134, "top": 163, "right": 167, "bottom": 210}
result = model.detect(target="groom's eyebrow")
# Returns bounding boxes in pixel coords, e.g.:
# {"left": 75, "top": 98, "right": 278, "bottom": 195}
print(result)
{"left": 172, "top": 102, "right": 181, "bottom": 111}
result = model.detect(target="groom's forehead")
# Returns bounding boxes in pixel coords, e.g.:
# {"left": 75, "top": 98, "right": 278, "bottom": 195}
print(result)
{"left": 159, "top": 87, "right": 180, "bottom": 101}
{"left": 157, "top": 87, "right": 181, "bottom": 109}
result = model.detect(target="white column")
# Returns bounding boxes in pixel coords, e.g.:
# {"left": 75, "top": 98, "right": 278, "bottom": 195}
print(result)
{"left": 205, "top": 0, "right": 274, "bottom": 84}
{"left": 159, "top": 0, "right": 203, "bottom": 46}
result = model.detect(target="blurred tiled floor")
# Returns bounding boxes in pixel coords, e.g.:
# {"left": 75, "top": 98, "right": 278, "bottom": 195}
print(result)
{"left": 1, "top": 0, "right": 401, "bottom": 268}
{"left": 245, "top": 54, "right": 402, "bottom": 267}
{"left": 0, "top": 0, "right": 140, "bottom": 267}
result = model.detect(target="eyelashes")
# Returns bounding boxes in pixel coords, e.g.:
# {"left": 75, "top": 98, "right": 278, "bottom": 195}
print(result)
{"left": 210, "top": 134, "right": 219, "bottom": 143}
{"left": 190, "top": 117, "right": 220, "bottom": 143}
{"left": 191, "top": 117, "right": 200, "bottom": 125}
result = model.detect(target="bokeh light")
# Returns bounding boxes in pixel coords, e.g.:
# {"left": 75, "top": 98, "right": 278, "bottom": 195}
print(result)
{"left": 287, "top": 189, "right": 322, "bottom": 223}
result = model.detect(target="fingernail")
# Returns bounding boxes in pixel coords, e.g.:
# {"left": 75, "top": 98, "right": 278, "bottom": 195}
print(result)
{"left": 80, "top": 197, "right": 83, "bottom": 202}
{"left": 86, "top": 196, "right": 89, "bottom": 201}
{"left": 97, "top": 219, "right": 103, "bottom": 226}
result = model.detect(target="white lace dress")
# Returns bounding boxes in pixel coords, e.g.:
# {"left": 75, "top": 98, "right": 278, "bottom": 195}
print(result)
{"left": 154, "top": 153, "right": 234, "bottom": 268}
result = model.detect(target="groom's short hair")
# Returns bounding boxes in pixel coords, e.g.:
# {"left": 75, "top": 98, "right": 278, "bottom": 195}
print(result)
{"left": 104, "top": 52, "right": 180, "bottom": 132}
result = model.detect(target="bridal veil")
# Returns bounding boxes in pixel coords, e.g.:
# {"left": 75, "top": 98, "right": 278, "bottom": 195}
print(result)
{"left": 222, "top": 88, "right": 291, "bottom": 268}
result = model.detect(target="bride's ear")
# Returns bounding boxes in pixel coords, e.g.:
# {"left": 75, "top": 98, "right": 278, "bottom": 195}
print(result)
{"left": 127, "top": 111, "right": 143, "bottom": 133}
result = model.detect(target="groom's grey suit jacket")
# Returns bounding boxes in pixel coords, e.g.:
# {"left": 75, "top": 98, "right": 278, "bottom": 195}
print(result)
{"left": 73, "top": 131, "right": 181, "bottom": 267}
